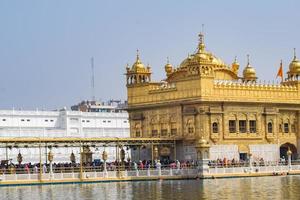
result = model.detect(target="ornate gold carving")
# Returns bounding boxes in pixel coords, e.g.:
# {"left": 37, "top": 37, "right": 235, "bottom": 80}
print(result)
{"left": 126, "top": 33, "right": 300, "bottom": 151}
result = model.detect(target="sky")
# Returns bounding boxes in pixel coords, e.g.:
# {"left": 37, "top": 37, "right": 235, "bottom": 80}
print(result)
{"left": 0, "top": 0, "right": 300, "bottom": 110}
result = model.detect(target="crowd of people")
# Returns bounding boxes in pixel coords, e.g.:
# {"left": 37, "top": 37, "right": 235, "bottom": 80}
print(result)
{"left": 208, "top": 157, "right": 292, "bottom": 168}
{"left": 1, "top": 157, "right": 292, "bottom": 174}
{"left": 0, "top": 159, "right": 199, "bottom": 175}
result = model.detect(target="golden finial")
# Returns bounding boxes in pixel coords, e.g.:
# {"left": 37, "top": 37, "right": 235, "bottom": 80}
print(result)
{"left": 136, "top": 49, "right": 140, "bottom": 61}
{"left": 247, "top": 54, "right": 250, "bottom": 66}
{"left": 197, "top": 24, "right": 205, "bottom": 52}
{"left": 198, "top": 32, "right": 204, "bottom": 45}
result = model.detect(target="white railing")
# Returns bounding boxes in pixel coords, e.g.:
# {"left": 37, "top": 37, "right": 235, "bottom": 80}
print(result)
{"left": 0, "top": 168, "right": 198, "bottom": 182}
{"left": 1, "top": 164, "right": 299, "bottom": 183}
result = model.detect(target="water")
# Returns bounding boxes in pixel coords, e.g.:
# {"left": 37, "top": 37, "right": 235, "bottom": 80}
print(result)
{"left": 1, "top": 176, "right": 300, "bottom": 200}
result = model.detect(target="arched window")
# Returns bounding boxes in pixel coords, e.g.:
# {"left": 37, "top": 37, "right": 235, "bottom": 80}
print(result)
{"left": 212, "top": 122, "right": 218, "bottom": 133}
{"left": 284, "top": 123, "right": 289, "bottom": 133}
{"left": 267, "top": 122, "right": 273, "bottom": 133}
{"left": 229, "top": 120, "right": 236, "bottom": 133}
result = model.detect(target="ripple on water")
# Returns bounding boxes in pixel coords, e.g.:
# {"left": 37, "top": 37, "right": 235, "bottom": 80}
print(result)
{"left": 1, "top": 176, "right": 300, "bottom": 200}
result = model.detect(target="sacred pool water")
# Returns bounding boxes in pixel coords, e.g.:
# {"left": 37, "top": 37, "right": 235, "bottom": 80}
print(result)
{"left": 1, "top": 176, "right": 300, "bottom": 200}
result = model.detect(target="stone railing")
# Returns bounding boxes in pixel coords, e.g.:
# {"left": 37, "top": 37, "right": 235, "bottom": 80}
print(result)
{"left": 214, "top": 80, "right": 297, "bottom": 91}
{"left": 149, "top": 83, "right": 177, "bottom": 93}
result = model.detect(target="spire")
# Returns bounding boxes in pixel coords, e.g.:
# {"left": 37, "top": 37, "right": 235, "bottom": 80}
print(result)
{"left": 231, "top": 56, "right": 239, "bottom": 74}
{"left": 293, "top": 48, "right": 297, "bottom": 60}
{"left": 167, "top": 56, "right": 170, "bottom": 64}
{"left": 198, "top": 24, "right": 205, "bottom": 52}
{"left": 136, "top": 49, "right": 140, "bottom": 62}
{"left": 247, "top": 54, "right": 250, "bottom": 66}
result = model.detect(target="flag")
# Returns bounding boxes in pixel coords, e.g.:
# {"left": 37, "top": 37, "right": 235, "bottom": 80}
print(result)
{"left": 276, "top": 60, "right": 283, "bottom": 82}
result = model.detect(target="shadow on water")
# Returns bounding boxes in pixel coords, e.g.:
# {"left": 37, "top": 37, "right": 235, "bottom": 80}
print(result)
{"left": 1, "top": 176, "right": 300, "bottom": 200}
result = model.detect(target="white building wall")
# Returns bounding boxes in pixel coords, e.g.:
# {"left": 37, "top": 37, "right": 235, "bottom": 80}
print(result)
{"left": 249, "top": 144, "right": 278, "bottom": 162}
{"left": 209, "top": 144, "right": 279, "bottom": 162}
{"left": 0, "top": 109, "right": 130, "bottom": 163}
{"left": 210, "top": 145, "right": 239, "bottom": 161}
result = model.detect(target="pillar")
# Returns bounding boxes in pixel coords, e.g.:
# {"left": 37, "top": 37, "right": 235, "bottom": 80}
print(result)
{"left": 195, "top": 137, "right": 210, "bottom": 178}
{"left": 249, "top": 153, "right": 253, "bottom": 172}
{"left": 102, "top": 150, "right": 108, "bottom": 177}
{"left": 39, "top": 143, "right": 43, "bottom": 182}
{"left": 79, "top": 144, "right": 83, "bottom": 181}
{"left": 48, "top": 150, "right": 54, "bottom": 179}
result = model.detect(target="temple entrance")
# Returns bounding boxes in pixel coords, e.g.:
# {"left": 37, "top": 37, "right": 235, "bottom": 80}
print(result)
{"left": 239, "top": 153, "right": 248, "bottom": 161}
{"left": 280, "top": 143, "right": 297, "bottom": 160}
{"left": 160, "top": 156, "right": 170, "bottom": 165}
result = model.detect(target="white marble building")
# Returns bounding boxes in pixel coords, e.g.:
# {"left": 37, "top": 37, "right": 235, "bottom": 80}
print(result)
{"left": 0, "top": 103, "right": 130, "bottom": 164}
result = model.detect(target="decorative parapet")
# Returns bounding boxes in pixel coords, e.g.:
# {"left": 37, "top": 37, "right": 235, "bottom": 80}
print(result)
{"left": 148, "top": 82, "right": 177, "bottom": 94}
{"left": 214, "top": 80, "right": 297, "bottom": 91}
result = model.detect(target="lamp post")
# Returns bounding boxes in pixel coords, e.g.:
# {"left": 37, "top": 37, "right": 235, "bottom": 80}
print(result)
{"left": 70, "top": 151, "right": 76, "bottom": 164}
{"left": 48, "top": 150, "right": 54, "bottom": 179}
{"left": 17, "top": 151, "right": 23, "bottom": 166}
{"left": 120, "top": 147, "right": 125, "bottom": 170}
{"left": 249, "top": 153, "right": 253, "bottom": 172}
{"left": 287, "top": 147, "right": 292, "bottom": 172}
{"left": 102, "top": 150, "right": 108, "bottom": 177}
{"left": 153, "top": 146, "right": 159, "bottom": 161}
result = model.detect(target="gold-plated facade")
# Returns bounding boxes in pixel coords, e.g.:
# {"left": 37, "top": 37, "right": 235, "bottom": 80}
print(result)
{"left": 126, "top": 33, "right": 300, "bottom": 161}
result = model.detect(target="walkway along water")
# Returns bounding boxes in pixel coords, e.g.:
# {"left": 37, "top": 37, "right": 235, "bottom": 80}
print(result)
{"left": 1, "top": 163, "right": 300, "bottom": 187}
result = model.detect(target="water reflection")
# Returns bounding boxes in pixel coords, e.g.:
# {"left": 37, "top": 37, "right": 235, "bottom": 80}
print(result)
{"left": 1, "top": 176, "right": 300, "bottom": 200}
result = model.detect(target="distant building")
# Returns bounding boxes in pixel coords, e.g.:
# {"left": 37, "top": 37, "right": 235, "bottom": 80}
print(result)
{"left": 71, "top": 100, "right": 127, "bottom": 113}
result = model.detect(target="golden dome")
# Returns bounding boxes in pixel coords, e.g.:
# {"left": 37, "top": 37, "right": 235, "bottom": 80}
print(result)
{"left": 243, "top": 55, "right": 257, "bottom": 80}
{"left": 131, "top": 50, "right": 146, "bottom": 72}
{"left": 164, "top": 57, "right": 173, "bottom": 75}
{"left": 289, "top": 48, "right": 300, "bottom": 74}
{"left": 179, "top": 33, "right": 227, "bottom": 69}
{"left": 179, "top": 55, "right": 193, "bottom": 68}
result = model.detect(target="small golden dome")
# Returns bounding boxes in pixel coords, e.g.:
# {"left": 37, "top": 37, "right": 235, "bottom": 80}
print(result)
{"left": 196, "top": 136, "right": 210, "bottom": 148}
{"left": 131, "top": 50, "right": 146, "bottom": 72}
{"left": 164, "top": 57, "right": 173, "bottom": 75}
{"left": 243, "top": 65, "right": 257, "bottom": 79}
{"left": 198, "top": 137, "right": 208, "bottom": 145}
{"left": 243, "top": 55, "right": 257, "bottom": 80}
{"left": 289, "top": 49, "right": 300, "bottom": 74}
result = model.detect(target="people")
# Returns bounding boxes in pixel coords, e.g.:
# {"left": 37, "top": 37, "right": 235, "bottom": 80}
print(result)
{"left": 43, "top": 164, "right": 47, "bottom": 173}
{"left": 176, "top": 160, "right": 180, "bottom": 170}
{"left": 25, "top": 164, "right": 30, "bottom": 174}
{"left": 139, "top": 160, "right": 144, "bottom": 170}
{"left": 34, "top": 165, "right": 38, "bottom": 174}
{"left": 156, "top": 160, "right": 161, "bottom": 170}
{"left": 133, "top": 162, "right": 138, "bottom": 171}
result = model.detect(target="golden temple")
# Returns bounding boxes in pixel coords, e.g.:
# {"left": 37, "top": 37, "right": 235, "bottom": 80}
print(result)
{"left": 126, "top": 32, "right": 300, "bottom": 162}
